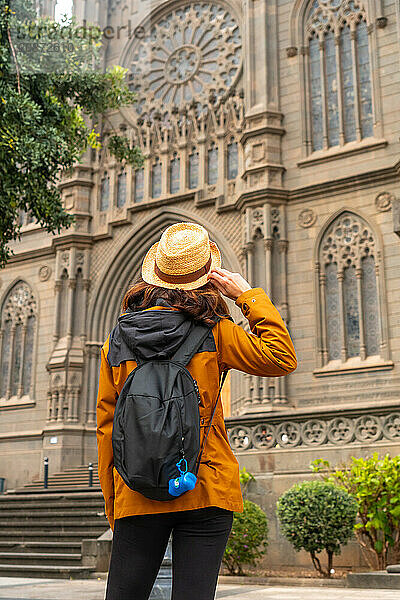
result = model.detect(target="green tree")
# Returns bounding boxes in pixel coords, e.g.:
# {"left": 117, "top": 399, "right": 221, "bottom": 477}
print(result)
{"left": 223, "top": 499, "right": 268, "bottom": 576}
{"left": 223, "top": 468, "right": 268, "bottom": 576}
{"left": 311, "top": 453, "right": 400, "bottom": 570}
{"left": 0, "top": 0, "right": 143, "bottom": 268}
{"left": 277, "top": 480, "right": 357, "bottom": 577}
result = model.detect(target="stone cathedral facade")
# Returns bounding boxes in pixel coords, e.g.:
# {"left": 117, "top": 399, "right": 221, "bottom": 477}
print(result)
{"left": 1, "top": 0, "right": 400, "bottom": 567}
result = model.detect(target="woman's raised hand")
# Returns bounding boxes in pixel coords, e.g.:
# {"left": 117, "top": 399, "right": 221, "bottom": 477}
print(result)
{"left": 207, "top": 267, "right": 251, "bottom": 301}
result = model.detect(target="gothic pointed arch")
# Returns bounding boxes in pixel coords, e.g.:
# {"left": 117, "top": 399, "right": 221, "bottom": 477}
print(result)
{"left": 314, "top": 209, "right": 390, "bottom": 372}
{"left": 288, "top": 0, "right": 384, "bottom": 158}
{"left": 0, "top": 280, "right": 38, "bottom": 401}
{"left": 84, "top": 210, "right": 242, "bottom": 423}
{"left": 289, "top": 0, "right": 384, "bottom": 49}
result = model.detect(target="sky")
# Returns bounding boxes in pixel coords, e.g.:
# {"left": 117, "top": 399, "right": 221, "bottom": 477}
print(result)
{"left": 54, "top": 0, "right": 73, "bottom": 22}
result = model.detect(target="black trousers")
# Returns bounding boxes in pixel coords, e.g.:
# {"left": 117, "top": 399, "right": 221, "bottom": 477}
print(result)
{"left": 105, "top": 506, "right": 233, "bottom": 600}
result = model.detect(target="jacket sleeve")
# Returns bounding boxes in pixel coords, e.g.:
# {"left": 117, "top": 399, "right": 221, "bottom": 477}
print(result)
{"left": 216, "top": 287, "right": 297, "bottom": 376}
{"left": 96, "top": 340, "right": 118, "bottom": 532}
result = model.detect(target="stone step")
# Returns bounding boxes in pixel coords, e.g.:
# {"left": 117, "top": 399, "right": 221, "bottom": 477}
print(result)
{"left": 25, "top": 476, "right": 100, "bottom": 482}
{"left": 0, "top": 530, "right": 106, "bottom": 541}
{"left": 23, "top": 481, "right": 101, "bottom": 488}
{"left": 0, "top": 541, "right": 81, "bottom": 554}
{"left": 9, "top": 486, "right": 102, "bottom": 494}
{"left": 0, "top": 518, "right": 106, "bottom": 529}
{"left": 0, "top": 495, "right": 103, "bottom": 505}
{"left": 0, "top": 510, "right": 105, "bottom": 519}
{"left": 0, "top": 563, "right": 96, "bottom": 579}
{"left": 1, "top": 491, "right": 103, "bottom": 499}
{"left": 0, "top": 473, "right": 109, "bottom": 578}
{"left": 22, "top": 486, "right": 101, "bottom": 492}
{"left": 15, "top": 464, "right": 101, "bottom": 491}
{"left": 0, "top": 552, "right": 82, "bottom": 565}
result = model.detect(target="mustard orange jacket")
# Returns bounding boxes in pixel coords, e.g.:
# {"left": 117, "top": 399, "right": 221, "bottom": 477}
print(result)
{"left": 96, "top": 288, "right": 297, "bottom": 531}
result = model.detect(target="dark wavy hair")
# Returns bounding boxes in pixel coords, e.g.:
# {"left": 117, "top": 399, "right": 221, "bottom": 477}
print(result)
{"left": 121, "top": 278, "right": 230, "bottom": 326}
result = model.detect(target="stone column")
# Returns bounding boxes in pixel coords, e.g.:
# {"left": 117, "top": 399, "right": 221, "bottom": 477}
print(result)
{"left": 85, "top": 342, "right": 103, "bottom": 425}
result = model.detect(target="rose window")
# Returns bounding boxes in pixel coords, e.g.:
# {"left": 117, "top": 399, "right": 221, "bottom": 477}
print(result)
{"left": 127, "top": 2, "right": 242, "bottom": 118}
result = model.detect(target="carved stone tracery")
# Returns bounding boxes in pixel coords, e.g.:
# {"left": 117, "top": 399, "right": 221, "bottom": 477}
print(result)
{"left": 0, "top": 282, "right": 37, "bottom": 400}
{"left": 227, "top": 412, "right": 400, "bottom": 451}
{"left": 321, "top": 212, "right": 376, "bottom": 271}
{"left": 317, "top": 211, "right": 385, "bottom": 365}
{"left": 126, "top": 2, "right": 242, "bottom": 120}
{"left": 307, "top": 0, "right": 367, "bottom": 37}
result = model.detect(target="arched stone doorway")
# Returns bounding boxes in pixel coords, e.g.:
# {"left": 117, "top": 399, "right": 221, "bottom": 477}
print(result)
{"left": 84, "top": 210, "right": 242, "bottom": 431}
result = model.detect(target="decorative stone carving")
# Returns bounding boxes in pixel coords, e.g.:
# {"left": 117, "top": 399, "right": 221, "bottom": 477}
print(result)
{"left": 298, "top": 208, "right": 317, "bottom": 228}
{"left": 376, "top": 17, "right": 388, "bottom": 29}
{"left": 2, "top": 282, "right": 36, "bottom": 323}
{"left": 264, "top": 239, "right": 273, "bottom": 252}
{"left": 307, "top": 0, "right": 367, "bottom": 36}
{"left": 1, "top": 281, "right": 37, "bottom": 400}
{"left": 327, "top": 417, "right": 355, "bottom": 445}
{"left": 226, "top": 412, "right": 400, "bottom": 451}
{"left": 39, "top": 265, "right": 51, "bottom": 282}
{"left": 276, "top": 422, "right": 301, "bottom": 447}
{"left": 286, "top": 46, "right": 298, "bottom": 58}
{"left": 301, "top": 419, "right": 327, "bottom": 446}
{"left": 321, "top": 212, "right": 376, "bottom": 270}
{"left": 252, "top": 208, "right": 264, "bottom": 227}
{"left": 271, "top": 207, "right": 280, "bottom": 239}
{"left": 252, "top": 424, "right": 275, "bottom": 449}
{"left": 271, "top": 208, "right": 280, "bottom": 224}
{"left": 375, "top": 192, "right": 394, "bottom": 212}
{"left": 228, "top": 426, "right": 252, "bottom": 451}
{"left": 354, "top": 415, "right": 382, "bottom": 442}
{"left": 382, "top": 413, "right": 400, "bottom": 440}
{"left": 126, "top": 3, "right": 242, "bottom": 119}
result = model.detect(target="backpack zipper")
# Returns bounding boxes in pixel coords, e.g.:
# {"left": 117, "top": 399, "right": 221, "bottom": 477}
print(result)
{"left": 193, "top": 379, "right": 201, "bottom": 405}
{"left": 175, "top": 400, "right": 185, "bottom": 458}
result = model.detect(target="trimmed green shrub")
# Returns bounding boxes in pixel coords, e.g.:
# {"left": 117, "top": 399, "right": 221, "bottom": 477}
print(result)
{"left": 277, "top": 480, "right": 357, "bottom": 577}
{"left": 311, "top": 453, "right": 400, "bottom": 570}
{"left": 223, "top": 499, "right": 268, "bottom": 575}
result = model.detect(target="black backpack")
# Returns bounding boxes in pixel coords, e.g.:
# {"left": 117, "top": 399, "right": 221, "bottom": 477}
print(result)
{"left": 111, "top": 323, "right": 226, "bottom": 501}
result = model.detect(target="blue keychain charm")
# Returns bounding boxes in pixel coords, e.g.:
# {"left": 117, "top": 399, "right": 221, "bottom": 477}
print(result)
{"left": 168, "top": 458, "right": 197, "bottom": 497}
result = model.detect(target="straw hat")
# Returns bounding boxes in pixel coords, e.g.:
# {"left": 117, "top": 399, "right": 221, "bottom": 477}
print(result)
{"left": 141, "top": 222, "right": 221, "bottom": 290}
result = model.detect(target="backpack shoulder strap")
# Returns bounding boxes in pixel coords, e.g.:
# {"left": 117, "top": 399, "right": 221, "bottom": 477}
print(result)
{"left": 172, "top": 324, "right": 211, "bottom": 366}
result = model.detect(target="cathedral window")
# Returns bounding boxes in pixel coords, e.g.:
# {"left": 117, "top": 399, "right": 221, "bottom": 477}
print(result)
{"left": 126, "top": 3, "right": 242, "bottom": 120}
{"left": 0, "top": 281, "right": 37, "bottom": 400}
{"left": 207, "top": 143, "right": 218, "bottom": 185}
{"left": 100, "top": 174, "right": 110, "bottom": 211}
{"left": 227, "top": 139, "right": 238, "bottom": 180}
{"left": 169, "top": 154, "right": 180, "bottom": 194}
{"left": 151, "top": 158, "right": 162, "bottom": 198}
{"left": 188, "top": 149, "right": 199, "bottom": 189}
{"left": 134, "top": 168, "right": 144, "bottom": 202}
{"left": 306, "top": 0, "right": 373, "bottom": 152}
{"left": 117, "top": 171, "right": 127, "bottom": 207}
{"left": 317, "top": 212, "right": 383, "bottom": 369}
